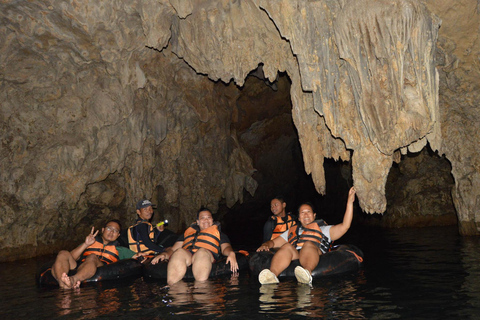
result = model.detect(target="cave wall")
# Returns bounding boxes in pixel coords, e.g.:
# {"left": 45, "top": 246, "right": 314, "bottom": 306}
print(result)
{"left": 164, "top": 0, "right": 479, "bottom": 234}
{"left": 383, "top": 148, "right": 457, "bottom": 227}
{"left": 421, "top": 0, "right": 480, "bottom": 235}
{"left": 165, "top": 0, "right": 442, "bottom": 213}
{"left": 1, "top": 0, "right": 479, "bottom": 260}
{"left": 0, "top": 1, "right": 257, "bottom": 260}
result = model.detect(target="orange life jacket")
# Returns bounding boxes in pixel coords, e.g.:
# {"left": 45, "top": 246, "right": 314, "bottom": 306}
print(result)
{"left": 81, "top": 236, "right": 120, "bottom": 264}
{"left": 270, "top": 213, "right": 297, "bottom": 240}
{"left": 288, "top": 220, "right": 332, "bottom": 254}
{"left": 127, "top": 220, "right": 156, "bottom": 254}
{"left": 182, "top": 223, "right": 221, "bottom": 259}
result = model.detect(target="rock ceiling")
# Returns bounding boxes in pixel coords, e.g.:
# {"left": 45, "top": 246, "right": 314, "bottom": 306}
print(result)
{"left": 0, "top": 0, "right": 479, "bottom": 260}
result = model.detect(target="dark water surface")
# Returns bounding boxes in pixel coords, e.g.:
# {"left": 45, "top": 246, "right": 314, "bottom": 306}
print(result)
{"left": 1, "top": 226, "right": 480, "bottom": 319}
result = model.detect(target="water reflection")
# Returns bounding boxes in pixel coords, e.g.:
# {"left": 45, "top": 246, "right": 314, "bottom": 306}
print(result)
{"left": 3, "top": 226, "right": 480, "bottom": 319}
{"left": 57, "top": 290, "right": 75, "bottom": 317}
{"left": 97, "top": 288, "right": 122, "bottom": 316}
{"left": 165, "top": 274, "right": 240, "bottom": 317}
{"left": 54, "top": 286, "right": 123, "bottom": 319}
{"left": 461, "top": 237, "right": 480, "bottom": 317}
{"left": 258, "top": 278, "right": 367, "bottom": 318}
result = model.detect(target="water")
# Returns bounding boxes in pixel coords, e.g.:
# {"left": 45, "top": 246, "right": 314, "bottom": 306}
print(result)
{"left": 1, "top": 226, "right": 480, "bottom": 319}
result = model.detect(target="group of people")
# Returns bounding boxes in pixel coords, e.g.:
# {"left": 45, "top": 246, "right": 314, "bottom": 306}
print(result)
{"left": 51, "top": 187, "right": 356, "bottom": 289}
{"left": 51, "top": 200, "right": 239, "bottom": 289}
{"left": 257, "top": 187, "right": 356, "bottom": 285}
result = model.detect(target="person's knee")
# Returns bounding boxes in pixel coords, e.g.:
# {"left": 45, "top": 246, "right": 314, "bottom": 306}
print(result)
{"left": 170, "top": 248, "right": 189, "bottom": 260}
{"left": 278, "top": 242, "right": 296, "bottom": 254}
{"left": 280, "top": 242, "right": 295, "bottom": 249}
{"left": 194, "top": 248, "right": 211, "bottom": 259}
{"left": 169, "top": 248, "right": 192, "bottom": 266}
{"left": 192, "top": 249, "right": 214, "bottom": 264}
{"left": 299, "top": 241, "right": 321, "bottom": 256}
{"left": 302, "top": 241, "right": 317, "bottom": 250}
{"left": 56, "top": 250, "right": 71, "bottom": 260}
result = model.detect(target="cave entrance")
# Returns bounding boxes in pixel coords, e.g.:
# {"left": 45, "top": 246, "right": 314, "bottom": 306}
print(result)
{"left": 216, "top": 70, "right": 457, "bottom": 248}
{"left": 218, "top": 71, "right": 353, "bottom": 247}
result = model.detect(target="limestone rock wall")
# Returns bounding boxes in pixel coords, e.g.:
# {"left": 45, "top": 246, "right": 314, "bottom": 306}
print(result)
{"left": 1, "top": 0, "right": 479, "bottom": 260}
{"left": 0, "top": 0, "right": 256, "bottom": 260}
{"left": 165, "top": 0, "right": 480, "bottom": 234}
{"left": 258, "top": 0, "right": 440, "bottom": 214}
{"left": 421, "top": 0, "right": 480, "bottom": 235}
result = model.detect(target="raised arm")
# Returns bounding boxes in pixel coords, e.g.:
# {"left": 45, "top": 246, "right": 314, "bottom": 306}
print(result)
{"left": 70, "top": 227, "right": 98, "bottom": 260}
{"left": 329, "top": 187, "right": 356, "bottom": 241}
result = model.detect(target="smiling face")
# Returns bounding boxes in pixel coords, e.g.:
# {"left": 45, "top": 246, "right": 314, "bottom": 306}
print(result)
{"left": 137, "top": 205, "right": 153, "bottom": 221}
{"left": 270, "top": 199, "right": 286, "bottom": 217}
{"left": 101, "top": 221, "right": 121, "bottom": 243}
{"left": 197, "top": 210, "right": 214, "bottom": 231}
{"left": 298, "top": 204, "right": 316, "bottom": 227}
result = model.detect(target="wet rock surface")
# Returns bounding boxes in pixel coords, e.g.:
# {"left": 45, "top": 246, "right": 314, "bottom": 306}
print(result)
{"left": 1, "top": 0, "right": 479, "bottom": 260}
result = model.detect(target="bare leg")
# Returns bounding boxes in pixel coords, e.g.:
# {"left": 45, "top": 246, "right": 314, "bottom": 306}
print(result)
{"left": 68, "top": 254, "right": 103, "bottom": 288}
{"left": 269, "top": 243, "right": 299, "bottom": 276}
{"left": 167, "top": 248, "right": 193, "bottom": 285}
{"left": 51, "top": 250, "right": 78, "bottom": 289}
{"left": 191, "top": 248, "right": 214, "bottom": 282}
{"left": 298, "top": 241, "right": 321, "bottom": 272}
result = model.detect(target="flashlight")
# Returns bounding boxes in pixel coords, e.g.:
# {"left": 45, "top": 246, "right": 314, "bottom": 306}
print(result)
{"left": 156, "top": 219, "right": 169, "bottom": 227}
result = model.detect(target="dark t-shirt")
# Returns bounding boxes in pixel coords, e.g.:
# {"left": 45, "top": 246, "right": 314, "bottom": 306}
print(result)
{"left": 130, "top": 219, "right": 164, "bottom": 253}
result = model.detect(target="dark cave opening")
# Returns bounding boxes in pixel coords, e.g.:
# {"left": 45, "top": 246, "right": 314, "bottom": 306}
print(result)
{"left": 216, "top": 71, "right": 356, "bottom": 249}
{"left": 216, "top": 71, "right": 457, "bottom": 250}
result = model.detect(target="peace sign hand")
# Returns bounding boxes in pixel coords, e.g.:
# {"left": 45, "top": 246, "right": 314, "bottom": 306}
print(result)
{"left": 85, "top": 227, "right": 99, "bottom": 246}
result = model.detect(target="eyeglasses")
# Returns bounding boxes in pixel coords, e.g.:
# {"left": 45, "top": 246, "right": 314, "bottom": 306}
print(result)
{"left": 105, "top": 226, "right": 120, "bottom": 234}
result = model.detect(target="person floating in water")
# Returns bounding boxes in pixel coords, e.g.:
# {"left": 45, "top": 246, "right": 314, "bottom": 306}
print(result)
{"left": 127, "top": 199, "right": 166, "bottom": 255}
{"left": 257, "top": 187, "right": 356, "bottom": 285}
{"left": 260, "top": 196, "right": 297, "bottom": 243}
{"left": 51, "top": 220, "right": 145, "bottom": 289}
{"left": 151, "top": 207, "right": 239, "bottom": 285}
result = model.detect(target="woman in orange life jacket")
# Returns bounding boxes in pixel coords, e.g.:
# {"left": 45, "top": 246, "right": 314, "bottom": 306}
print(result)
{"left": 261, "top": 196, "right": 297, "bottom": 243}
{"left": 151, "top": 208, "right": 239, "bottom": 285}
{"left": 51, "top": 220, "right": 146, "bottom": 289}
{"left": 256, "top": 187, "right": 356, "bottom": 285}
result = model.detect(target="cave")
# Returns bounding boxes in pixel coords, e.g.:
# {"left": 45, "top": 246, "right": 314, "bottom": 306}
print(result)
{"left": 1, "top": 0, "right": 479, "bottom": 262}
{"left": 219, "top": 71, "right": 457, "bottom": 247}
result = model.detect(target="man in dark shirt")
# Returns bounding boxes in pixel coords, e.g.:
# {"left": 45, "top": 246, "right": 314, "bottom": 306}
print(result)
{"left": 127, "top": 199, "right": 165, "bottom": 254}
{"left": 262, "top": 196, "right": 297, "bottom": 242}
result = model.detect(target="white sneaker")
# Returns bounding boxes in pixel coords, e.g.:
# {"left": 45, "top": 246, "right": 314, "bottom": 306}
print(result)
{"left": 258, "top": 269, "right": 279, "bottom": 285}
{"left": 294, "top": 266, "right": 312, "bottom": 285}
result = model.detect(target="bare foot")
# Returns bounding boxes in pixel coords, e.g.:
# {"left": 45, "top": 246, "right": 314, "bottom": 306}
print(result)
{"left": 60, "top": 273, "right": 79, "bottom": 289}
{"left": 72, "top": 276, "right": 81, "bottom": 289}
{"left": 60, "top": 272, "right": 73, "bottom": 289}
